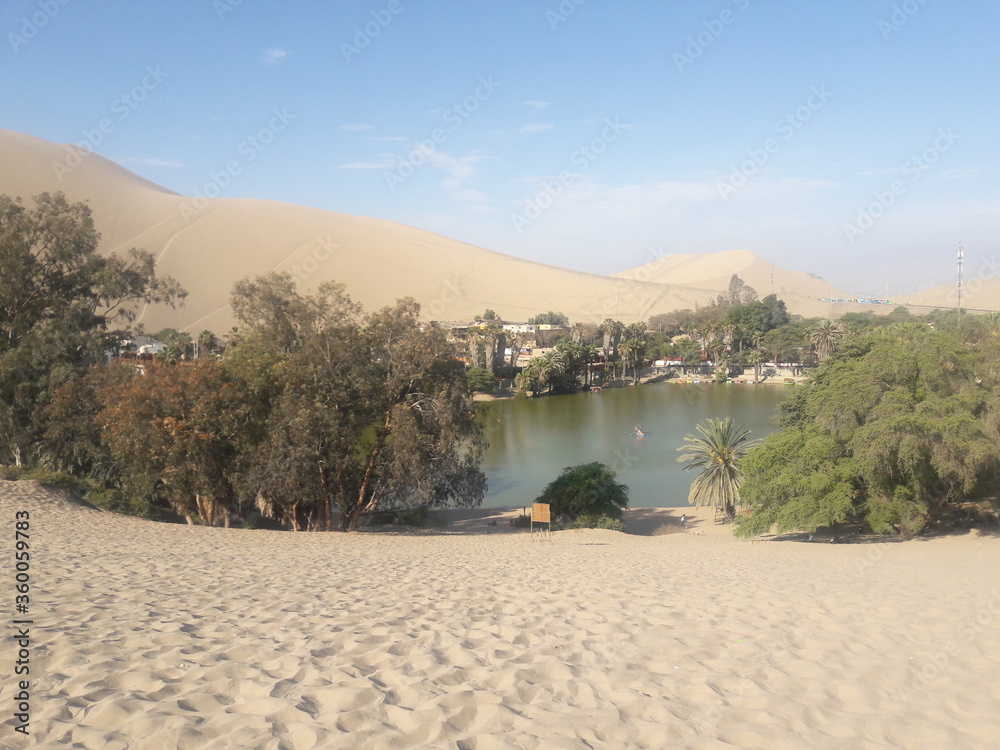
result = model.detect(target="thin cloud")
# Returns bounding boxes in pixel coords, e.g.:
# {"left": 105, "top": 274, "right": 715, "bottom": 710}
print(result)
{"left": 337, "top": 158, "right": 396, "bottom": 170}
{"left": 260, "top": 48, "right": 290, "bottom": 65}
{"left": 522, "top": 100, "right": 551, "bottom": 109}
{"left": 518, "top": 122, "right": 554, "bottom": 134}
{"left": 340, "top": 123, "right": 374, "bottom": 132}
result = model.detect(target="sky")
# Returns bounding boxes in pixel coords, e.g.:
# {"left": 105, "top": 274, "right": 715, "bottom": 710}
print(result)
{"left": 2, "top": 0, "right": 998, "bottom": 297}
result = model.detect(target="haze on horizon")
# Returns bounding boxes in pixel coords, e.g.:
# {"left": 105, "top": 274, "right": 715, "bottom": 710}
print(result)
{"left": 3, "top": 0, "right": 998, "bottom": 298}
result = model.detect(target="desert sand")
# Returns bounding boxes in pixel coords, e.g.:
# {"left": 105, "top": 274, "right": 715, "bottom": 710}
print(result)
{"left": 0, "top": 129, "right": 893, "bottom": 335}
{"left": 2, "top": 480, "right": 999, "bottom": 749}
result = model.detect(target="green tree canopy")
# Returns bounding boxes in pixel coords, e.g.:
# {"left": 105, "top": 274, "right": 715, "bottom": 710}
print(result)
{"left": 736, "top": 327, "right": 1000, "bottom": 538}
{"left": 528, "top": 311, "right": 569, "bottom": 326}
{"left": 0, "top": 192, "right": 184, "bottom": 466}
{"left": 536, "top": 462, "right": 630, "bottom": 522}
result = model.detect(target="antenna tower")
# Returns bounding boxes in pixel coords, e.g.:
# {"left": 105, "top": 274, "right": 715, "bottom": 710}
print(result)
{"left": 956, "top": 240, "right": 964, "bottom": 321}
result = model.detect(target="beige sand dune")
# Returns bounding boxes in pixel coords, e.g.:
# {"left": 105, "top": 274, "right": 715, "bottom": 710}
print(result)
{"left": 0, "top": 130, "right": 707, "bottom": 333}
{"left": 2, "top": 480, "right": 999, "bottom": 749}
{"left": 891, "top": 277, "right": 1000, "bottom": 314}
{"left": 616, "top": 249, "right": 890, "bottom": 320}
{"left": 0, "top": 129, "right": 892, "bottom": 336}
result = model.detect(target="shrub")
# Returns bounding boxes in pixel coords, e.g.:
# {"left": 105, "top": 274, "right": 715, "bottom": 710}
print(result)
{"left": 466, "top": 367, "right": 498, "bottom": 393}
{"left": 569, "top": 514, "right": 626, "bottom": 532}
{"left": 536, "top": 462, "right": 629, "bottom": 523}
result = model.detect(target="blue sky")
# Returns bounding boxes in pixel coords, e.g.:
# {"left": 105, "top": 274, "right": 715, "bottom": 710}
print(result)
{"left": 3, "top": 0, "right": 998, "bottom": 297}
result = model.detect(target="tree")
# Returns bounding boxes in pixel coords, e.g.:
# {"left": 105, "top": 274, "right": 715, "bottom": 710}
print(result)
{"left": 808, "top": 320, "right": 845, "bottom": 360}
{"left": 481, "top": 309, "right": 497, "bottom": 321}
{"left": 598, "top": 319, "right": 625, "bottom": 366}
{"left": 231, "top": 274, "right": 487, "bottom": 531}
{"left": 677, "top": 417, "right": 756, "bottom": 520}
{"left": 528, "top": 311, "right": 569, "bottom": 326}
{"left": 736, "top": 327, "right": 1000, "bottom": 538}
{"left": 197, "top": 329, "right": 217, "bottom": 358}
{"left": 727, "top": 274, "right": 758, "bottom": 305}
{"left": 100, "top": 361, "right": 247, "bottom": 526}
{"left": 536, "top": 462, "right": 629, "bottom": 524}
{"left": 466, "top": 367, "right": 498, "bottom": 393}
{"left": 0, "top": 192, "right": 184, "bottom": 466}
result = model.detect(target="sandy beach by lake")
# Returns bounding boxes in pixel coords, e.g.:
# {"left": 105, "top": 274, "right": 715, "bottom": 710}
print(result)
{"left": 2, "top": 480, "right": 998, "bottom": 749}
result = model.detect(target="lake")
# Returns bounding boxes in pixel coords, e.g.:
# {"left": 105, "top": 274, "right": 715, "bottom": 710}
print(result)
{"left": 477, "top": 383, "right": 793, "bottom": 509}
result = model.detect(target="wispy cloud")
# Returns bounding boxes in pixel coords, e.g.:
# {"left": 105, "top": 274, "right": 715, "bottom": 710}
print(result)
{"left": 337, "top": 158, "right": 396, "bottom": 170}
{"left": 115, "top": 157, "right": 184, "bottom": 168}
{"left": 260, "top": 48, "right": 290, "bottom": 65}
{"left": 340, "top": 123, "right": 373, "bottom": 132}
{"left": 518, "top": 122, "right": 554, "bottom": 134}
{"left": 367, "top": 135, "right": 409, "bottom": 142}
{"left": 426, "top": 152, "right": 495, "bottom": 191}
{"left": 522, "top": 100, "right": 551, "bottom": 110}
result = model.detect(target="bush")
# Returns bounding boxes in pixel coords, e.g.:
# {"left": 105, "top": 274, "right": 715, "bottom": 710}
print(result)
{"left": 536, "top": 462, "right": 629, "bottom": 523}
{"left": 511, "top": 513, "right": 531, "bottom": 528}
{"left": 569, "top": 514, "right": 626, "bottom": 532}
{"left": 84, "top": 488, "right": 178, "bottom": 521}
{"left": 466, "top": 367, "right": 498, "bottom": 393}
{"left": 16, "top": 469, "right": 91, "bottom": 496}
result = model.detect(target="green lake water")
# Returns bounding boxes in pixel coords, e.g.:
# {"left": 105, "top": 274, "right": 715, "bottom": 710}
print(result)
{"left": 477, "top": 383, "right": 793, "bottom": 509}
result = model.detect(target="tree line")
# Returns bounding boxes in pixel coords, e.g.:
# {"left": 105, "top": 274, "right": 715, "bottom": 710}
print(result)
{"left": 1, "top": 193, "right": 486, "bottom": 530}
{"left": 677, "top": 315, "right": 1000, "bottom": 537}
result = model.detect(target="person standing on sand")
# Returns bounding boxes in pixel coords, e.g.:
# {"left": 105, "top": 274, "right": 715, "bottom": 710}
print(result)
{"left": 680, "top": 514, "right": 687, "bottom": 530}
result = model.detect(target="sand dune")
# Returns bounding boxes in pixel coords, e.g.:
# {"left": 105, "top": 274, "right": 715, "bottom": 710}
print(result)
{"left": 3, "top": 480, "right": 999, "bottom": 749}
{"left": 0, "top": 130, "right": 712, "bottom": 333}
{"left": 0, "top": 129, "right": 888, "bottom": 336}
{"left": 616, "top": 249, "right": 884, "bottom": 320}
{"left": 891, "top": 277, "right": 1000, "bottom": 313}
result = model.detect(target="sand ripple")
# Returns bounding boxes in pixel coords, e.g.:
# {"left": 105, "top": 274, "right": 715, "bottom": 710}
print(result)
{"left": 2, "top": 480, "right": 999, "bottom": 748}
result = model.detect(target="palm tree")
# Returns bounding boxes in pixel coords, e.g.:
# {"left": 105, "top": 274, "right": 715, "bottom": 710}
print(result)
{"left": 197, "top": 329, "right": 216, "bottom": 359}
{"left": 677, "top": 417, "right": 756, "bottom": 521}
{"left": 808, "top": 320, "right": 845, "bottom": 360}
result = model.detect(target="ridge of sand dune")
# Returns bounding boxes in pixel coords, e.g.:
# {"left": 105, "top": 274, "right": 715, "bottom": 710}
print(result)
{"left": 891, "top": 277, "right": 1000, "bottom": 312}
{"left": 2, "top": 129, "right": 886, "bottom": 333}
{"left": 616, "top": 248, "right": 865, "bottom": 319}
{"left": 3, "top": 480, "right": 999, "bottom": 749}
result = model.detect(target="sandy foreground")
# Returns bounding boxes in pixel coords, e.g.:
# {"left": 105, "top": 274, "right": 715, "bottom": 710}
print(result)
{"left": 1, "top": 481, "right": 999, "bottom": 749}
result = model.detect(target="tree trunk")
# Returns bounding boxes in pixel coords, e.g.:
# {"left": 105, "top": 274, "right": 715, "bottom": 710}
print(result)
{"left": 345, "top": 410, "right": 392, "bottom": 531}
